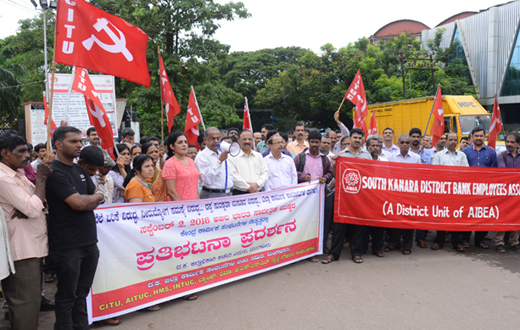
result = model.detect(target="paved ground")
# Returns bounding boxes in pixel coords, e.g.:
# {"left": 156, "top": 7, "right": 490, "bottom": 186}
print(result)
{"left": 3, "top": 232, "right": 520, "bottom": 330}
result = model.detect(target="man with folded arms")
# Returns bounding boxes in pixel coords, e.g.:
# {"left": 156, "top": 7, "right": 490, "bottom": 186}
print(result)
{"left": 195, "top": 127, "right": 233, "bottom": 199}
{"left": 0, "top": 131, "right": 52, "bottom": 330}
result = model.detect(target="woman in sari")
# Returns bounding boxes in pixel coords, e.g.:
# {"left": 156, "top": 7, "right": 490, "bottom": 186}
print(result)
{"left": 141, "top": 142, "right": 168, "bottom": 201}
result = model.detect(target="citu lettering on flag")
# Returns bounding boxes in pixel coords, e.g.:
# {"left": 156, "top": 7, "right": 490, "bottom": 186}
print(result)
{"left": 344, "top": 70, "right": 368, "bottom": 136}
{"left": 185, "top": 87, "right": 204, "bottom": 150}
{"left": 55, "top": 0, "right": 150, "bottom": 87}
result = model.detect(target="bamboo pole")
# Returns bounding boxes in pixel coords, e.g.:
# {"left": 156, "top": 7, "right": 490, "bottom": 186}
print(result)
{"left": 158, "top": 47, "right": 165, "bottom": 143}
{"left": 45, "top": 21, "right": 58, "bottom": 161}
{"left": 424, "top": 83, "right": 441, "bottom": 137}
{"left": 337, "top": 98, "right": 346, "bottom": 112}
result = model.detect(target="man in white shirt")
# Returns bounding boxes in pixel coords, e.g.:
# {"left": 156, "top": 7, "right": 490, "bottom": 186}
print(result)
{"left": 331, "top": 110, "right": 351, "bottom": 155}
{"left": 382, "top": 127, "right": 399, "bottom": 154}
{"left": 31, "top": 143, "right": 47, "bottom": 170}
{"left": 195, "top": 127, "right": 233, "bottom": 199}
{"left": 264, "top": 135, "right": 297, "bottom": 191}
{"left": 386, "top": 134, "right": 421, "bottom": 256}
{"left": 320, "top": 135, "right": 334, "bottom": 160}
{"left": 431, "top": 134, "right": 447, "bottom": 157}
{"left": 228, "top": 130, "right": 269, "bottom": 195}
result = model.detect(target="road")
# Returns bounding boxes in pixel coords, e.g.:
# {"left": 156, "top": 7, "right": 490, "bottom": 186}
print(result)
{"left": 2, "top": 233, "right": 520, "bottom": 330}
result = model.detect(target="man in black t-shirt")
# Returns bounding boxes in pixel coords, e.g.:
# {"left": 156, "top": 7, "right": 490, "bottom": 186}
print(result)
{"left": 46, "top": 126, "right": 105, "bottom": 330}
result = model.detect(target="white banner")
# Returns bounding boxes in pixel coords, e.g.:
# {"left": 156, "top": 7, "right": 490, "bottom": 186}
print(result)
{"left": 88, "top": 183, "right": 324, "bottom": 322}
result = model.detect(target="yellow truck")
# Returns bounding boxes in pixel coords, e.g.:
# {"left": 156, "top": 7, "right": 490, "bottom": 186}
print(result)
{"left": 365, "top": 95, "right": 504, "bottom": 151}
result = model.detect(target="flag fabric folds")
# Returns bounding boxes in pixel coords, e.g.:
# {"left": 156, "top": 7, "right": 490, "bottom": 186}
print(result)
{"left": 185, "top": 87, "right": 203, "bottom": 150}
{"left": 368, "top": 110, "right": 379, "bottom": 136}
{"left": 344, "top": 70, "right": 368, "bottom": 136}
{"left": 72, "top": 68, "right": 115, "bottom": 159}
{"left": 487, "top": 96, "right": 502, "bottom": 150}
{"left": 430, "top": 85, "right": 445, "bottom": 148}
{"left": 243, "top": 97, "right": 252, "bottom": 131}
{"left": 43, "top": 93, "right": 57, "bottom": 138}
{"left": 55, "top": 0, "right": 150, "bottom": 87}
{"left": 159, "top": 52, "right": 181, "bottom": 133}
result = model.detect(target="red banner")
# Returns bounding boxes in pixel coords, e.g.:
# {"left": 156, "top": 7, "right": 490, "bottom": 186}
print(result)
{"left": 335, "top": 157, "right": 520, "bottom": 231}
{"left": 158, "top": 52, "right": 181, "bottom": 132}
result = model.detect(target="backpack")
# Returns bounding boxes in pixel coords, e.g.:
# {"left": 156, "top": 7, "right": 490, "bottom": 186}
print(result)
{"left": 297, "top": 150, "right": 327, "bottom": 173}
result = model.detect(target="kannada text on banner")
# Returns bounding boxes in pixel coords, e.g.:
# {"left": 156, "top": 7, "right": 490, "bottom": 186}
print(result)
{"left": 88, "top": 183, "right": 324, "bottom": 322}
{"left": 335, "top": 157, "right": 520, "bottom": 231}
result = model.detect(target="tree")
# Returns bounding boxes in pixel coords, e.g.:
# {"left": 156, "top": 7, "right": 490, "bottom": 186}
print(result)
{"left": 0, "top": 62, "right": 24, "bottom": 118}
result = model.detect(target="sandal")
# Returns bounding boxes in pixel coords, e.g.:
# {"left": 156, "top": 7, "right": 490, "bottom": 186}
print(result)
{"left": 99, "top": 317, "right": 123, "bottom": 326}
{"left": 384, "top": 246, "right": 398, "bottom": 252}
{"left": 352, "top": 256, "right": 363, "bottom": 263}
{"left": 308, "top": 256, "right": 320, "bottom": 263}
{"left": 463, "top": 242, "right": 470, "bottom": 248}
{"left": 182, "top": 294, "right": 198, "bottom": 301}
{"left": 373, "top": 251, "right": 385, "bottom": 257}
{"left": 477, "top": 243, "right": 489, "bottom": 249}
{"left": 456, "top": 245, "right": 465, "bottom": 252}
{"left": 402, "top": 249, "right": 412, "bottom": 255}
{"left": 143, "top": 305, "right": 160, "bottom": 311}
{"left": 323, "top": 247, "right": 330, "bottom": 254}
{"left": 321, "top": 254, "right": 335, "bottom": 264}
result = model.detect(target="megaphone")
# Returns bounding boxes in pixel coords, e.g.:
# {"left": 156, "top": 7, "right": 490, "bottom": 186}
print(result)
{"left": 219, "top": 141, "right": 241, "bottom": 157}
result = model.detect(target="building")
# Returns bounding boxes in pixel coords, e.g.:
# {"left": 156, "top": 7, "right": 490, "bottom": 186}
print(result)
{"left": 370, "top": 20, "right": 430, "bottom": 45}
{"left": 421, "top": 1, "right": 520, "bottom": 128}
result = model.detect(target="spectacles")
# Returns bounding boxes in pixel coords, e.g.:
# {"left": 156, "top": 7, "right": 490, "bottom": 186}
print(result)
{"left": 271, "top": 142, "right": 284, "bottom": 145}
{"left": 399, "top": 141, "right": 410, "bottom": 144}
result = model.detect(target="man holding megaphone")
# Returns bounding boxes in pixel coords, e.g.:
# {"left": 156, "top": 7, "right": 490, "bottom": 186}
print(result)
{"left": 194, "top": 127, "right": 234, "bottom": 199}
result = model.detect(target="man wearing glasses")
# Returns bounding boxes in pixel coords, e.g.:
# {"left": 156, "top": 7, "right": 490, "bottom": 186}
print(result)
{"left": 386, "top": 134, "right": 421, "bottom": 255}
{"left": 264, "top": 135, "right": 297, "bottom": 191}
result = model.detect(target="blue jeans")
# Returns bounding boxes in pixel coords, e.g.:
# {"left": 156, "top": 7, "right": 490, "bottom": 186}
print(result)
{"left": 49, "top": 244, "right": 99, "bottom": 330}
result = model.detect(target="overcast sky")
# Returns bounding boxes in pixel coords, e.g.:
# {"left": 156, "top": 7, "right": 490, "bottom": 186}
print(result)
{"left": 0, "top": 0, "right": 507, "bottom": 53}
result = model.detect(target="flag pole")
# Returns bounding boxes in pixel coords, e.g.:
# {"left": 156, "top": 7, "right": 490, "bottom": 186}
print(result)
{"left": 495, "top": 93, "right": 505, "bottom": 138}
{"left": 64, "top": 66, "right": 76, "bottom": 122}
{"left": 191, "top": 86, "right": 206, "bottom": 131}
{"left": 158, "top": 47, "right": 164, "bottom": 143}
{"left": 337, "top": 98, "right": 346, "bottom": 112}
{"left": 45, "top": 21, "right": 58, "bottom": 161}
{"left": 424, "top": 84, "right": 441, "bottom": 136}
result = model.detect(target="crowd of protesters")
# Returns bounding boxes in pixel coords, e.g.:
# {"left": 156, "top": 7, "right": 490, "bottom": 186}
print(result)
{"left": 1, "top": 109, "right": 519, "bottom": 329}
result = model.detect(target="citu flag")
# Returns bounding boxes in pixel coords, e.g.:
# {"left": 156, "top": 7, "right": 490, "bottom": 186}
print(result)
{"left": 487, "top": 95, "right": 502, "bottom": 150}
{"left": 43, "top": 93, "right": 57, "bottom": 137}
{"left": 72, "top": 68, "right": 115, "bottom": 159}
{"left": 368, "top": 110, "right": 379, "bottom": 136}
{"left": 243, "top": 97, "right": 252, "bottom": 131}
{"left": 344, "top": 70, "right": 368, "bottom": 136}
{"left": 159, "top": 51, "right": 181, "bottom": 132}
{"left": 430, "top": 85, "right": 445, "bottom": 148}
{"left": 185, "top": 86, "right": 203, "bottom": 150}
{"left": 55, "top": 0, "right": 150, "bottom": 87}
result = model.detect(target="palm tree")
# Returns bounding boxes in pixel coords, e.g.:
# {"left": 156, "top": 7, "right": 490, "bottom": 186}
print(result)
{"left": 0, "top": 63, "right": 24, "bottom": 118}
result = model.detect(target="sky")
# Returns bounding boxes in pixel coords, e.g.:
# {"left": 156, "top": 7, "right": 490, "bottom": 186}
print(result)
{"left": 0, "top": 0, "right": 508, "bottom": 53}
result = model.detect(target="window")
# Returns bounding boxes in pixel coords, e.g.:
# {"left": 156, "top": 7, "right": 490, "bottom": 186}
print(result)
{"left": 502, "top": 29, "right": 520, "bottom": 96}
{"left": 450, "top": 26, "right": 472, "bottom": 83}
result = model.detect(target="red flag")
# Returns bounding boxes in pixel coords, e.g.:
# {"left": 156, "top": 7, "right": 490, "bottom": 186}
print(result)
{"left": 185, "top": 87, "right": 202, "bottom": 150}
{"left": 55, "top": 0, "right": 150, "bottom": 87}
{"left": 487, "top": 96, "right": 502, "bottom": 150}
{"left": 430, "top": 85, "right": 445, "bottom": 147}
{"left": 368, "top": 110, "right": 379, "bottom": 136}
{"left": 159, "top": 52, "right": 181, "bottom": 133}
{"left": 72, "top": 68, "right": 115, "bottom": 159}
{"left": 344, "top": 70, "right": 368, "bottom": 136}
{"left": 43, "top": 93, "right": 57, "bottom": 138}
{"left": 243, "top": 97, "right": 252, "bottom": 131}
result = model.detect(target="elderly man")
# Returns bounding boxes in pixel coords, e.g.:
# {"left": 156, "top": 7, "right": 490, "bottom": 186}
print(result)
{"left": 264, "top": 135, "right": 297, "bottom": 191}
{"left": 120, "top": 127, "right": 135, "bottom": 144}
{"left": 253, "top": 132, "right": 262, "bottom": 146}
{"left": 256, "top": 124, "right": 274, "bottom": 154}
{"left": 322, "top": 128, "right": 371, "bottom": 264}
{"left": 0, "top": 131, "right": 52, "bottom": 330}
{"left": 382, "top": 128, "right": 399, "bottom": 154}
{"left": 430, "top": 132, "right": 469, "bottom": 251}
{"left": 494, "top": 132, "right": 520, "bottom": 253}
{"left": 228, "top": 130, "right": 269, "bottom": 195}
{"left": 386, "top": 134, "right": 421, "bottom": 255}
{"left": 287, "top": 122, "right": 309, "bottom": 155}
{"left": 195, "top": 127, "right": 233, "bottom": 199}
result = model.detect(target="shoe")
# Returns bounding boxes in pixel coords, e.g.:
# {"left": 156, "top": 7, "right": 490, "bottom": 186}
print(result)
{"left": 496, "top": 245, "right": 506, "bottom": 253}
{"left": 510, "top": 244, "right": 520, "bottom": 252}
{"left": 417, "top": 240, "right": 427, "bottom": 248}
{"left": 99, "top": 317, "right": 123, "bottom": 326}
{"left": 431, "top": 243, "right": 442, "bottom": 250}
{"left": 40, "top": 297, "right": 55, "bottom": 311}
{"left": 44, "top": 273, "right": 55, "bottom": 283}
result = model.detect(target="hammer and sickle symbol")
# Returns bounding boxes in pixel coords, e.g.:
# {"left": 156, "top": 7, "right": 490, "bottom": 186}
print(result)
{"left": 82, "top": 18, "right": 133, "bottom": 61}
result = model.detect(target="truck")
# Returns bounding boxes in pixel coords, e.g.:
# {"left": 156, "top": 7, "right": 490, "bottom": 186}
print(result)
{"left": 365, "top": 95, "right": 504, "bottom": 151}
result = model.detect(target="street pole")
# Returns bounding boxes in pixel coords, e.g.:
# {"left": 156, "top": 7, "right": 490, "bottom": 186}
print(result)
{"left": 43, "top": 8, "right": 49, "bottom": 101}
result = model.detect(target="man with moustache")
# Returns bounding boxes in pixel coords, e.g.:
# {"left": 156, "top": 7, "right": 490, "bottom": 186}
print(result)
{"left": 331, "top": 110, "right": 351, "bottom": 154}
{"left": 431, "top": 134, "right": 447, "bottom": 157}
{"left": 494, "top": 132, "right": 520, "bottom": 253}
{"left": 382, "top": 128, "right": 399, "bottom": 154}
{"left": 409, "top": 128, "right": 432, "bottom": 164}
{"left": 431, "top": 132, "right": 469, "bottom": 251}
{"left": 84, "top": 127, "right": 100, "bottom": 148}
{"left": 256, "top": 124, "right": 274, "bottom": 154}
{"left": 367, "top": 136, "right": 387, "bottom": 161}
{"left": 195, "top": 127, "right": 233, "bottom": 199}
{"left": 228, "top": 130, "right": 269, "bottom": 195}
{"left": 320, "top": 135, "right": 334, "bottom": 159}
{"left": 0, "top": 131, "right": 52, "bottom": 330}
{"left": 462, "top": 127, "right": 497, "bottom": 249}
{"left": 287, "top": 122, "right": 309, "bottom": 155}
{"left": 264, "top": 135, "right": 297, "bottom": 191}
{"left": 459, "top": 137, "right": 469, "bottom": 150}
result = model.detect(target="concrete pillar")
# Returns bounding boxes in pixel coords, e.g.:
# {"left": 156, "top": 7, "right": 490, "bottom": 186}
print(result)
{"left": 486, "top": 7, "right": 499, "bottom": 104}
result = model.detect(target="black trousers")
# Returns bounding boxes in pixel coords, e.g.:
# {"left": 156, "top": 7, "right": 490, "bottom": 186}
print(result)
{"left": 388, "top": 228, "right": 414, "bottom": 250}
{"left": 350, "top": 225, "right": 385, "bottom": 257}
{"left": 434, "top": 231, "right": 447, "bottom": 246}
{"left": 323, "top": 192, "right": 335, "bottom": 249}
{"left": 50, "top": 244, "right": 99, "bottom": 330}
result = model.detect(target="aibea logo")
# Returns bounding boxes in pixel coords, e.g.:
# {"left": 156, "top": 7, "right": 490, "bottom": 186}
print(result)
{"left": 342, "top": 169, "right": 361, "bottom": 194}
